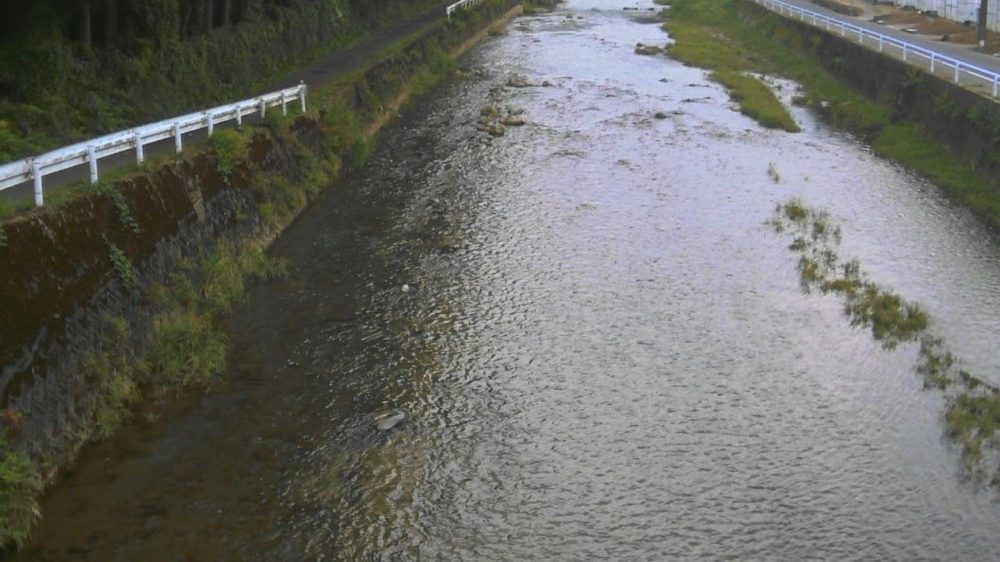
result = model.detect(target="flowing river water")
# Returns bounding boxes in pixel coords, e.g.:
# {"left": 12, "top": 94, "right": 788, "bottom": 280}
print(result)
{"left": 21, "top": 1, "right": 1000, "bottom": 560}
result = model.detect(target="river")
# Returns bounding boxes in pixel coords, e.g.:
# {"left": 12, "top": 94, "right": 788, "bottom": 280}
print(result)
{"left": 21, "top": 1, "right": 1000, "bottom": 560}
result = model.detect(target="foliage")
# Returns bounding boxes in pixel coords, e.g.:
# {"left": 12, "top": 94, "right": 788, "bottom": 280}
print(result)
{"left": 88, "top": 181, "right": 141, "bottom": 233}
{"left": 148, "top": 311, "right": 228, "bottom": 388}
{"left": 0, "top": 436, "right": 41, "bottom": 549}
{"left": 108, "top": 243, "right": 139, "bottom": 289}
{"left": 81, "top": 316, "right": 139, "bottom": 440}
{"left": 211, "top": 129, "right": 249, "bottom": 177}
{"left": 0, "top": 0, "right": 447, "bottom": 166}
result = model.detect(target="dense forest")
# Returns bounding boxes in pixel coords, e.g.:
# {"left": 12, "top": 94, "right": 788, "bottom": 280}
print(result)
{"left": 0, "top": 0, "right": 442, "bottom": 163}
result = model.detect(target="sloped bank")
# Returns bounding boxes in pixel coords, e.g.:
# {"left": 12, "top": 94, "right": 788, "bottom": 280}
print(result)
{"left": 0, "top": 0, "right": 521, "bottom": 548}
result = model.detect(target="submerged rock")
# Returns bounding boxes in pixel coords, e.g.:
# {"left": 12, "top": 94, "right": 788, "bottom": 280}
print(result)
{"left": 502, "top": 117, "right": 526, "bottom": 127}
{"left": 506, "top": 75, "right": 533, "bottom": 88}
{"left": 654, "top": 111, "right": 668, "bottom": 119}
{"left": 375, "top": 409, "right": 406, "bottom": 431}
{"left": 634, "top": 43, "right": 663, "bottom": 56}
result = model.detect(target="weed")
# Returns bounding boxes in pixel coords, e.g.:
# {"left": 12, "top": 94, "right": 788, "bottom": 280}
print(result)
{"left": 148, "top": 311, "right": 227, "bottom": 388}
{"left": 211, "top": 129, "right": 249, "bottom": 177}
{"left": 88, "top": 181, "right": 141, "bottom": 234}
{"left": 917, "top": 336, "right": 955, "bottom": 390}
{"left": 0, "top": 435, "right": 41, "bottom": 549}
{"left": 108, "top": 244, "right": 139, "bottom": 290}
{"left": 767, "top": 162, "right": 781, "bottom": 183}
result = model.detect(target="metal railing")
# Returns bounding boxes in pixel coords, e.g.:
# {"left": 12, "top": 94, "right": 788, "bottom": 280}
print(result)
{"left": 751, "top": 0, "right": 1000, "bottom": 99}
{"left": 0, "top": 82, "right": 308, "bottom": 207}
{"left": 447, "top": 0, "right": 487, "bottom": 19}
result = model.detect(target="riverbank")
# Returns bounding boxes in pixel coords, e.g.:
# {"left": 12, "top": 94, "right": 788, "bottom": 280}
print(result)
{"left": 661, "top": 0, "right": 1000, "bottom": 228}
{"left": 0, "top": 0, "right": 521, "bottom": 549}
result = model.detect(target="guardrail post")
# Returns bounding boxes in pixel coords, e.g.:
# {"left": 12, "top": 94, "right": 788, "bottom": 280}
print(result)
{"left": 281, "top": 91, "right": 288, "bottom": 116}
{"left": 994, "top": 76, "right": 998, "bottom": 98}
{"left": 840, "top": 22, "right": 845, "bottom": 36}
{"left": 236, "top": 105, "right": 243, "bottom": 127}
{"left": 858, "top": 28, "right": 863, "bottom": 44}
{"left": 173, "top": 123, "right": 182, "bottom": 153}
{"left": 134, "top": 132, "right": 144, "bottom": 164}
{"left": 300, "top": 81, "right": 307, "bottom": 112}
{"left": 878, "top": 36, "right": 883, "bottom": 52}
{"left": 206, "top": 112, "right": 214, "bottom": 137}
{"left": 930, "top": 53, "right": 936, "bottom": 73}
{"left": 31, "top": 159, "right": 43, "bottom": 207}
{"left": 953, "top": 65, "right": 960, "bottom": 83}
{"left": 903, "top": 44, "right": 907, "bottom": 62}
{"left": 87, "top": 145, "right": 98, "bottom": 183}
{"left": 259, "top": 98, "right": 266, "bottom": 120}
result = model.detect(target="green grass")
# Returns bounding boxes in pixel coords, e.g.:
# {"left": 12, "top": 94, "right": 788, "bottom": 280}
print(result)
{"left": 845, "top": 284, "right": 928, "bottom": 348}
{"left": 0, "top": 436, "right": 41, "bottom": 549}
{"left": 211, "top": 129, "right": 250, "bottom": 177}
{"left": 874, "top": 124, "right": 1000, "bottom": 221}
{"left": 661, "top": 7, "right": 798, "bottom": 132}
{"left": 711, "top": 70, "right": 800, "bottom": 132}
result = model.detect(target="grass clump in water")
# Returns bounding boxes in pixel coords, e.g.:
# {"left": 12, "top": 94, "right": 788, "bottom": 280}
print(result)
{"left": 945, "top": 392, "right": 1000, "bottom": 475}
{"left": 844, "top": 284, "right": 928, "bottom": 349}
{"left": 148, "top": 244, "right": 286, "bottom": 389}
{"left": 661, "top": 0, "right": 797, "bottom": 132}
{"left": 768, "top": 198, "right": 1000, "bottom": 484}
{"left": 711, "top": 70, "right": 800, "bottom": 132}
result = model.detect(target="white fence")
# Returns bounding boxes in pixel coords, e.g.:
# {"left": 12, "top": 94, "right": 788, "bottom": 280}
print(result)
{"left": 0, "top": 82, "right": 307, "bottom": 207}
{"left": 447, "top": 0, "right": 488, "bottom": 19}
{"left": 752, "top": 0, "right": 1000, "bottom": 98}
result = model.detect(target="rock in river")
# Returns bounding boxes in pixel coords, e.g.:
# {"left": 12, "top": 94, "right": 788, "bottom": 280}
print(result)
{"left": 375, "top": 409, "right": 406, "bottom": 431}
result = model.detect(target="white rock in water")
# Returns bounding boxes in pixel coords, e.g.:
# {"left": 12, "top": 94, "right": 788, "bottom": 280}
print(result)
{"left": 376, "top": 409, "right": 406, "bottom": 431}
{"left": 401, "top": 284, "right": 411, "bottom": 293}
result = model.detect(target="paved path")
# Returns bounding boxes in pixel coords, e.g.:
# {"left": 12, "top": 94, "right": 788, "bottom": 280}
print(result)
{"left": 0, "top": 3, "right": 452, "bottom": 211}
{"left": 756, "top": 0, "right": 1000, "bottom": 98}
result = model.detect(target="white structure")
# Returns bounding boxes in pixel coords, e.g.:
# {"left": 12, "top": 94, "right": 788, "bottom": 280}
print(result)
{"left": 890, "top": 0, "right": 999, "bottom": 32}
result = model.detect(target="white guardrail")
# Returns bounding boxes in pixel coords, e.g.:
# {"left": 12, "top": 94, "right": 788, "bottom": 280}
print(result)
{"left": 0, "top": 82, "right": 307, "bottom": 207}
{"left": 752, "top": 0, "right": 1000, "bottom": 99}
{"left": 446, "top": 0, "right": 487, "bottom": 19}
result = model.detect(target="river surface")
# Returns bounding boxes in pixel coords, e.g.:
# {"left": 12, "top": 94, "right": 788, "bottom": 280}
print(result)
{"left": 21, "top": 1, "right": 1000, "bottom": 560}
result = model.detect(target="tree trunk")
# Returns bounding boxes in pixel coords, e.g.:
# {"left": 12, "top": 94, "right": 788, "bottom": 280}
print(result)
{"left": 103, "top": 0, "right": 118, "bottom": 46}
{"left": 222, "top": 0, "right": 232, "bottom": 27}
{"left": 80, "top": 0, "right": 93, "bottom": 46}
{"left": 204, "top": 0, "right": 214, "bottom": 33}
